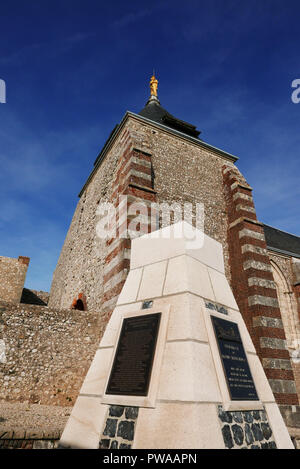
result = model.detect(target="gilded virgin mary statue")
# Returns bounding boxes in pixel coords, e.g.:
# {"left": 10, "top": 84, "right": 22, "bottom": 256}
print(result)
{"left": 150, "top": 74, "right": 158, "bottom": 97}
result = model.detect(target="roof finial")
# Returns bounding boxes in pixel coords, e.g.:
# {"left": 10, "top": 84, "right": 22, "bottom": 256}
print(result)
{"left": 150, "top": 72, "right": 158, "bottom": 97}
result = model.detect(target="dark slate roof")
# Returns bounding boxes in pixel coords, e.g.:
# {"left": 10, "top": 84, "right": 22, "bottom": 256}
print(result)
{"left": 139, "top": 100, "right": 201, "bottom": 138}
{"left": 263, "top": 224, "right": 300, "bottom": 257}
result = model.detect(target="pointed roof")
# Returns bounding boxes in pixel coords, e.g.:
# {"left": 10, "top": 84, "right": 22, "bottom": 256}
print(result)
{"left": 139, "top": 99, "right": 201, "bottom": 138}
{"left": 139, "top": 74, "right": 201, "bottom": 138}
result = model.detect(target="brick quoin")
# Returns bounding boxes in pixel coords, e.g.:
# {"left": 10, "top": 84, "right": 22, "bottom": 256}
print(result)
{"left": 101, "top": 135, "right": 157, "bottom": 317}
{"left": 222, "top": 164, "right": 299, "bottom": 406}
{"left": 18, "top": 256, "right": 30, "bottom": 266}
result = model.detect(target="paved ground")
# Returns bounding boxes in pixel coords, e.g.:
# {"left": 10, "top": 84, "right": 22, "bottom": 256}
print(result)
{"left": 0, "top": 401, "right": 70, "bottom": 435}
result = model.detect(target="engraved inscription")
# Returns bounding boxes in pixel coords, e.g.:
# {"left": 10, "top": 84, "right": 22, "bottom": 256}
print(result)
{"left": 106, "top": 313, "right": 161, "bottom": 396}
{"left": 211, "top": 316, "right": 259, "bottom": 401}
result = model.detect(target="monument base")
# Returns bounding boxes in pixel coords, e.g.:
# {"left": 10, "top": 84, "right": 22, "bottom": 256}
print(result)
{"left": 59, "top": 222, "right": 294, "bottom": 449}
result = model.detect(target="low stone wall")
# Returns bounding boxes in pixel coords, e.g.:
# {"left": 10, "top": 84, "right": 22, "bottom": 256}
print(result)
{"left": 0, "top": 300, "right": 104, "bottom": 406}
{"left": 0, "top": 432, "right": 59, "bottom": 449}
{"left": 0, "top": 401, "right": 70, "bottom": 450}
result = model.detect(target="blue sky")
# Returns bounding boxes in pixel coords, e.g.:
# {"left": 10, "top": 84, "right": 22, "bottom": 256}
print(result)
{"left": 0, "top": 0, "right": 299, "bottom": 292}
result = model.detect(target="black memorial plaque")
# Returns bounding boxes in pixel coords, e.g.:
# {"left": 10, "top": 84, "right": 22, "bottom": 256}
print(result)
{"left": 211, "top": 316, "right": 258, "bottom": 401}
{"left": 106, "top": 313, "right": 161, "bottom": 396}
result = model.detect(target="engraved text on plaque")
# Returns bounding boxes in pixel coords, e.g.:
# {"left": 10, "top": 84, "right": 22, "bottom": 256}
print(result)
{"left": 106, "top": 313, "right": 161, "bottom": 396}
{"left": 211, "top": 316, "right": 258, "bottom": 401}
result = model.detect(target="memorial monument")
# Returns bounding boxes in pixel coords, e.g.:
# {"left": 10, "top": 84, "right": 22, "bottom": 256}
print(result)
{"left": 59, "top": 221, "right": 294, "bottom": 449}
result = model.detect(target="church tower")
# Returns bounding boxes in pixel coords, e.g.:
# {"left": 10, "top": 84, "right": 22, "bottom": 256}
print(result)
{"left": 48, "top": 76, "right": 300, "bottom": 425}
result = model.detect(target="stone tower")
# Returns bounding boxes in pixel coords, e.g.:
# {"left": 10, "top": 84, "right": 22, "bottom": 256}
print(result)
{"left": 48, "top": 76, "right": 300, "bottom": 426}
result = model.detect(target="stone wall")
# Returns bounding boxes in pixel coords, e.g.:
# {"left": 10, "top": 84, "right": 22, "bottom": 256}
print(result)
{"left": 222, "top": 165, "right": 299, "bottom": 406}
{"left": 99, "top": 405, "right": 139, "bottom": 449}
{"left": 48, "top": 127, "right": 128, "bottom": 313}
{"left": 0, "top": 300, "right": 103, "bottom": 406}
{"left": 0, "top": 401, "right": 69, "bottom": 449}
{"left": 268, "top": 251, "right": 300, "bottom": 403}
{"left": 125, "top": 117, "right": 234, "bottom": 281}
{"left": 0, "top": 256, "right": 30, "bottom": 304}
{"left": 218, "top": 406, "right": 277, "bottom": 449}
{"left": 48, "top": 115, "right": 235, "bottom": 316}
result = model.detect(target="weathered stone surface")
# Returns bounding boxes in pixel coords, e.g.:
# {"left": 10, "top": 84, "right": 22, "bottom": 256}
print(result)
{"left": 48, "top": 116, "right": 233, "bottom": 317}
{"left": 260, "top": 442, "right": 269, "bottom": 449}
{"left": 103, "top": 419, "right": 117, "bottom": 438}
{"left": 244, "top": 423, "right": 254, "bottom": 445}
{"left": 110, "top": 440, "right": 118, "bottom": 449}
{"left": 117, "top": 421, "right": 134, "bottom": 441}
{"left": 0, "top": 256, "right": 29, "bottom": 304}
{"left": 232, "top": 412, "right": 243, "bottom": 423}
{"left": 260, "top": 337, "right": 287, "bottom": 351}
{"left": 99, "top": 439, "right": 110, "bottom": 448}
{"left": 251, "top": 423, "right": 263, "bottom": 441}
{"left": 218, "top": 406, "right": 232, "bottom": 424}
{"left": 262, "top": 358, "right": 292, "bottom": 371}
{"left": 125, "top": 407, "right": 139, "bottom": 420}
{"left": 243, "top": 411, "right": 253, "bottom": 424}
{"left": 218, "top": 407, "right": 277, "bottom": 449}
{"left": 279, "top": 405, "right": 300, "bottom": 428}
{"left": 109, "top": 406, "right": 124, "bottom": 418}
{"left": 0, "top": 300, "right": 103, "bottom": 406}
{"left": 261, "top": 423, "right": 272, "bottom": 441}
{"left": 222, "top": 425, "right": 234, "bottom": 449}
{"left": 269, "top": 379, "right": 296, "bottom": 395}
{"left": 232, "top": 425, "right": 244, "bottom": 446}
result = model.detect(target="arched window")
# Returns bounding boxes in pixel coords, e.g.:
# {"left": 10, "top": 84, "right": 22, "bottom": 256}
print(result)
{"left": 71, "top": 293, "right": 87, "bottom": 311}
{"left": 73, "top": 299, "right": 84, "bottom": 311}
{"left": 270, "top": 260, "right": 300, "bottom": 353}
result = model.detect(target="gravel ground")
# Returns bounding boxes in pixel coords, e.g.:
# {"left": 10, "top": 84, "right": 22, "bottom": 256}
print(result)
{"left": 0, "top": 401, "right": 71, "bottom": 434}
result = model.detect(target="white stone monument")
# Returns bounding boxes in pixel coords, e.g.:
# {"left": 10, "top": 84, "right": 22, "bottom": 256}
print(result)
{"left": 59, "top": 222, "right": 294, "bottom": 449}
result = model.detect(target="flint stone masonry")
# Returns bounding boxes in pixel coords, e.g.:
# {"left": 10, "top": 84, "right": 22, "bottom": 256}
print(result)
{"left": 49, "top": 115, "right": 233, "bottom": 313}
{"left": 218, "top": 406, "right": 277, "bottom": 449}
{"left": 0, "top": 256, "right": 30, "bottom": 304}
{"left": 99, "top": 406, "right": 139, "bottom": 449}
{"left": 0, "top": 401, "right": 69, "bottom": 449}
{"left": 0, "top": 438, "right": 59, "bottom": 449}
{"left": 0, "top": 300, "right": 103, "bottom": 406}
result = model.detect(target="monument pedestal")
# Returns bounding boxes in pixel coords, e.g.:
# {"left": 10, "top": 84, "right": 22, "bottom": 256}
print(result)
{"left": 59, "top": 222, "right": 294, "bottom": 449}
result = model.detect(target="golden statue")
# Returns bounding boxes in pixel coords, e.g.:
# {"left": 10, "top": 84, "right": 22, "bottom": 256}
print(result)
{"left": 150, "top": 74, "right": 158, "bottom": 97}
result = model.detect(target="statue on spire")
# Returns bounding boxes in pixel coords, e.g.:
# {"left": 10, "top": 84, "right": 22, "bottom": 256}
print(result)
{"left": 150, "top": 74, "right": 158, "bottom": 97}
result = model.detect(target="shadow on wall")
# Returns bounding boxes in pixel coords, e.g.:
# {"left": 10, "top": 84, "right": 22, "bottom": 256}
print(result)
{"left": 20, "top": 288, "right": 49, "bottom": 306}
